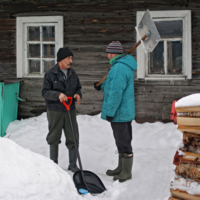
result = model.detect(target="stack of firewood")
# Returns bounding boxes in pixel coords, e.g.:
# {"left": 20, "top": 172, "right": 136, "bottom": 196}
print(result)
{"left": 169, "top": 105, "right": 200, "bottom": 200}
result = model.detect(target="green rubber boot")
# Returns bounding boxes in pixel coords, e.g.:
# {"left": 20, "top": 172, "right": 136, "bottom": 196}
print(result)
{"left": 50, "top": 145, "right": 58, "bottom": 164}
{"left": 106, "top": 153, "right": 122, "bottom": 176}
{"left": 113, "top": 153, "right": 133, "bottom": 182}
{"left": 68, "top": 148, "right": 80, "bottom": 173}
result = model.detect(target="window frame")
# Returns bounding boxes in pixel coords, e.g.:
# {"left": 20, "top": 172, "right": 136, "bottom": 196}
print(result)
{"left": 16, "top": 16, "right": 63, "bottom": 78}
{"left": 136, "top": 10, "right": 192, "bottom": 80}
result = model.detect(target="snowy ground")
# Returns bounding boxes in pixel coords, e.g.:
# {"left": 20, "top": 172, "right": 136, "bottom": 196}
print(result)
{"left": 1, "top": 113, "right": 182, "bottom": 200}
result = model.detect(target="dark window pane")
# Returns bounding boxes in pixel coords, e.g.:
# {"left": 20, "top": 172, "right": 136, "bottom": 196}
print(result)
{"left": 43, "top": 60, "right": 55, "bottom": 73}
{"left": 154, "top": 20, "right": 182, "bottom": 38}
{"left": 28, "top": 44, "right": 40, "bottom": 58}
{"left": 167, "top": 41, "right": 182, "bottom": 75}
{"left": 28, "top": 27, "right": 40, "bottom": 41}
{"left": 148, "top": 41, "right": 164, "bottom": 74}
{"left": 42, "top": 26, "right": 55, "bottom": 41}
{"left": 43, "top": 44, "right": 55, "bottom": 58}
{"left": 28, "top": 60, "right": 40, "bottom": 74}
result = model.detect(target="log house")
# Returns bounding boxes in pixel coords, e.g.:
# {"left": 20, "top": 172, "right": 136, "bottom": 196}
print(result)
{"left": 0, "top": 0, "right": 199, "bottom": 120}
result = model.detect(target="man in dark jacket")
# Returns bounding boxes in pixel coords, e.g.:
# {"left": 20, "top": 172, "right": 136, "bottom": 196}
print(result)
{"left": 42, "top": 47, "right": 82, "bottom": 172}
{"left": 94, "top": 41, "right": 137, "bottom": 182}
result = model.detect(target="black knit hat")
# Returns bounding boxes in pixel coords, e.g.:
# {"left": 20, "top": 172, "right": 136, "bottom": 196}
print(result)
{"left": 57, "top": 47, "right": 73, "bottom": 62}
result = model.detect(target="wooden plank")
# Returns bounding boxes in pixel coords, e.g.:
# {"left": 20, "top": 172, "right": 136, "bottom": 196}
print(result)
{"left": 178, "top": 126, "right": 200, "bottom": 135}
{"left": 0, "top": 19, "right": 15, "bottom": 31}
{"left": 170, "top": 189, "right": 200, "bottom": 200}
{"left": 176, "top": 107, "right": 200, "bottom": 113}
{"left": 169, "top": 197, "right": 181, "bottom": 200}
{"left": 177, "top": 117, "right": 200, "bottom": 126}
{"left": 174, "top": 151, "right": 200, "bottom": 165}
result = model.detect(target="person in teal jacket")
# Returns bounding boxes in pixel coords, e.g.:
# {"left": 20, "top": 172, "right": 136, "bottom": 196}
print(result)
{"left": 94, "top": 41, "right": 137, "bottom": 182}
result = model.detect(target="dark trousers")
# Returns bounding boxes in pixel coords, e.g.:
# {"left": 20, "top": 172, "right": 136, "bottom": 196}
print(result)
{"left": 111, "top": 121, "right": 132, "bottom": 154}
{"left": 46, "top": 109, "right": 79, "bottom": 149}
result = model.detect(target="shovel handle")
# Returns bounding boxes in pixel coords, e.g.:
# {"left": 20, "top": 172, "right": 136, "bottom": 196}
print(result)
{"left": 95, "top": 34, "right": 149, "bottom": 87}
{"left": 62, "top": 97, "right": 73, "bottom": 111}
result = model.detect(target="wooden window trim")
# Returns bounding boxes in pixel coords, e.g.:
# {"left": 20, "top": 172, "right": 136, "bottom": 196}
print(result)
{"left": 16, "top": 16, "right": 63, "bottom": 78}
{"left": 136, "top": 10, "right": 192, "bottom": 80}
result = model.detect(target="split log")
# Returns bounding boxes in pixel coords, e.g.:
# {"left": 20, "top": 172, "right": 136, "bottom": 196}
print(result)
{"left": 182, "top": 132, "right": 200, "bottom": 147}
{"left": 170, "top": 189, "right": 200, "bottom": 200}
{"left": 175, "top": 106, "right": 200, "bottom": 113}
{"left": 177, "top": 117, "right": 200, "bottom": 126}
{"left": 169, "top": 197, "right": 182, "bottom": 200}
{"left": 178, "top": 112, "right": 200, "bottom": 117}
{"left": 169, "top": 197, "right": 183, "bottom": 200}
{"left": 170, "top": 178, "right": 200, "bottom": 200}
{"left": 178, "top": 126, "right": 200, "bottom": 135}
{"left": 180, "top": 146, "right": 200, "bottom": 154}
{"left": 182, "top": 134, "right": 200, "bottom": 154}
{"left": 175, "top": 163, "right": 200, "bottom": 182}
{"left": 181, "top": 132, "right": 200, "bottom": 153}
{"left": 182, "top": 131, "right": 200, "bottom": 139}
{"left": 173, "top": 151, "right": 200, "bottom": 165}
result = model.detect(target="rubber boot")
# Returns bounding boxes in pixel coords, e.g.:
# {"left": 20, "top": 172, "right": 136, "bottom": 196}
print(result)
{"left": 68, "top": 148, "right": 80, "bottom": 173}
{"left": 113, "top": 153, "right": 133, "bottom": 182}
{"left": 50, "top": 145, "right": 58, "bottom": 164}
{"left": 106, "top": 153, "right": 122, "bottom": 176}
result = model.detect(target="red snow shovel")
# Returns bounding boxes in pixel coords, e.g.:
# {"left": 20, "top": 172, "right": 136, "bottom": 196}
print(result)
{"left": 62, "top": 97, "right": 106, "bottom": 195}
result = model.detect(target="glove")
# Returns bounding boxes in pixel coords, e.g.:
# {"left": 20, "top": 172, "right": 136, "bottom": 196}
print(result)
{"left": 106, "top": 116, "right": 113, "bottom": 122}
{"left": 94, "top": 82, "right": 101, "bottom": 91}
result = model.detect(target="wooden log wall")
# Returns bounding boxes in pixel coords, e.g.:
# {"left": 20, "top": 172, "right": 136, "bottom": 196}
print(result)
{"left": 0, "top": 0, "right": 200, "bottom": 119}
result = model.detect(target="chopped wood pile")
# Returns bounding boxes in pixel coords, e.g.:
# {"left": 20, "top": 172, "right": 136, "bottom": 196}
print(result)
{"left": 169, "top": 105, "right": 200, "bottom": 200}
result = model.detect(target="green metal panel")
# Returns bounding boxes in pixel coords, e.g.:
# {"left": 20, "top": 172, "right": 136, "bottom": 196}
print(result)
{"left": 0, "top": 82, "right": 20, "bottom": 137}
{"left": 0, "top": 84, "right": 3, "bottom": 137}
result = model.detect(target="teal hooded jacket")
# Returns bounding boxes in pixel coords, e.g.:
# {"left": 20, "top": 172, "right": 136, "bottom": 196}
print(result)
{"left": 101, "top": 54, "right": 137, "bottom": 122}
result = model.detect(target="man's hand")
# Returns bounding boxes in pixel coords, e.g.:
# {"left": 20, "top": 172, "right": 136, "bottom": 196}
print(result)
{"left": 94, "top": 82, "right": 101, "bottom": 91}
{"left": 74, "top": 94, "right": 80, "bottom": 105}
{"left": 59, "top": 93, "right": 68, "bottom": 102}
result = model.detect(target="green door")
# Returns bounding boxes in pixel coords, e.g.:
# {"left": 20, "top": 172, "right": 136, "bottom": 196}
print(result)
{"left": 0, "top": 82, "right": 20, "bottom": 137}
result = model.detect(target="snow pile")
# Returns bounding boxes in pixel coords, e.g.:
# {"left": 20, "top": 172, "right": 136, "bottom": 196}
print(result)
{"left": 0, "top": 137, "right": 82, "bottom": 200}
{"left": 171, "top": 176, "right": 200, "bottom": 196}
{"left": 175, "top": 93, "right": 200, "bottom": 108}
{"left": 4, "top": 113, "right": 182, "bottom": 200}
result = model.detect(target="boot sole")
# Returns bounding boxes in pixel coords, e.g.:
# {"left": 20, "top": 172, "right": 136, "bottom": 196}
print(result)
{"left": 113, "top": 175, "right": 132, "bottom": 182}
{"left": 68, "top": 166, "right": 80, "bottom": 173}
{"left": 106, "top": 168, "right": 122, "bottom": 176}
{"left": 106, "top": 172, "right": 121, "bottom": 176}
{"left": 119, "top": 176, "right": 132, "bottom": 182}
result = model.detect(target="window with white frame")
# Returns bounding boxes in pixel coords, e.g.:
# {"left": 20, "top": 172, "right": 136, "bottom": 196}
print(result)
{"left": 136, "top": 10, "right": 191, "bottom": 80}
{"left": 17, "top": 16, "right": 63, "bottom": 78}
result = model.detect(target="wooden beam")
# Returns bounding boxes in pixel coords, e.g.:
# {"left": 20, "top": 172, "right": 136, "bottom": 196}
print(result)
{"left": 173, "top": 151, "right": 200, "bottom": 165}
{"left": 178, "top": 126, "right": 200, "bottom": 135}
{"left": 176, "top": 106, "right": 200, "bottom": 113}
{"left": 170, "top": 189, "right": 200, "bottom": 200}
{"left": 169, "top": 197, "right": 182, "bottom": 200}
{"left": 177, "top": 117, "right": 200, "bottom": 127}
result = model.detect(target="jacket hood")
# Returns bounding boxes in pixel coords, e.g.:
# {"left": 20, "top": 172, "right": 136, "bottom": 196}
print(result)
{"left": 113, "top": 54, "right": 137, "bottom": 71}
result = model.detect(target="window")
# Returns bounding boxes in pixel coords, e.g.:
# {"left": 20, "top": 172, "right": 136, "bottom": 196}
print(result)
{"left": 136, "top": 10, "right": 191, "bottom": 80}
{"left": 17, "top": 16, "right": 63, "bottom": 78}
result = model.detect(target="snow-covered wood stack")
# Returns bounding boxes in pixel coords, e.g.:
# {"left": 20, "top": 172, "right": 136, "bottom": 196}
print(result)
{"left": 169, "top": 94, "right": 200, "bottom": 200}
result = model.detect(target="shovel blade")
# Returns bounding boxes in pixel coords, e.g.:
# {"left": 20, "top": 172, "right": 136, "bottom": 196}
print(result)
{"left": 73, "top": 170, "right": 106, "bottom": 194}
{"left": 135, "top": 9, "right": 161, "bottom": 53}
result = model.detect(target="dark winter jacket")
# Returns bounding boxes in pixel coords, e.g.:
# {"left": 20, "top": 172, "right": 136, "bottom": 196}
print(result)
{"left": 42, "top": 64, "right": 82, "bottom": 112}
{"left": 101, "top": 54, "right": 137, "bottom": 122}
